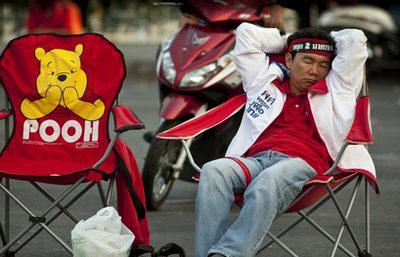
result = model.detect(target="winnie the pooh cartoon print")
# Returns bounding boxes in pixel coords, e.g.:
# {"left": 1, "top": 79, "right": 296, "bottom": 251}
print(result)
{"left": 20, "top": 44, "right": 105, "bottom": 121}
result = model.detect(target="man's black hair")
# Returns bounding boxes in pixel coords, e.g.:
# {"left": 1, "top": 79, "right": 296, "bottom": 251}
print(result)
{"left": 287, "top": 28, "right": 336, "bottom": 58}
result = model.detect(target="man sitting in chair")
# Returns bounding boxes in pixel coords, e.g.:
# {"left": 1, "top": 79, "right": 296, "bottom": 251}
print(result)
{"left": 196, "top": 22, "right": 373, "bottom": 257}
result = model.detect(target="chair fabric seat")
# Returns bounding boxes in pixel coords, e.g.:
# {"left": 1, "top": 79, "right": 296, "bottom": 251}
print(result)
{"left": 0, "top": 149, "right": 117, "bottom": 184}
{"left": 227, "top": 172, "right": 356, "bottom": 213}
{"left": 287, "top": 172, "right": 357, "bottom": 212}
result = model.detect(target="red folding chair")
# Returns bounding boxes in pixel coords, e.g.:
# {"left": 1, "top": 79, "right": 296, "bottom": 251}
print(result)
{"left": 0, "top": 34, "right": 148, "bottom": 256}
{"left": 157, "top": 77, "right": 378, "bottom": 257}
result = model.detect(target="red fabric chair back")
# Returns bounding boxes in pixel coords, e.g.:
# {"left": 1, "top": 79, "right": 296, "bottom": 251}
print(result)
{"left": 0, "top": 34, "right": 125, "bottom": 178}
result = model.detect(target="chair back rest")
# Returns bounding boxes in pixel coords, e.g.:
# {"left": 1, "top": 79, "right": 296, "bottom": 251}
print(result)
{"left": 0, "top": 34, "right": 125, "bottom": 173}
{"left": 346, "top": 71, "right": 374, "bottom": 144}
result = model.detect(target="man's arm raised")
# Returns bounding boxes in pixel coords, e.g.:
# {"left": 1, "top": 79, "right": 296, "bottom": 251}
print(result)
{"left": 327, "top": 29, "right": 368, "bottom": 97}
{"left": 234, "top": 22, "right": 285, "bottom": 93}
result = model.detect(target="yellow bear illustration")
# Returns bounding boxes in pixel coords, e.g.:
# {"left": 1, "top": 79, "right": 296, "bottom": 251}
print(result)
{"left": 20, "top": 44, "right": 105, "bottom": 121}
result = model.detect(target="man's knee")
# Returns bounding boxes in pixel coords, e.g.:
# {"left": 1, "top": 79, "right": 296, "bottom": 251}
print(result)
{"left": 201, "top": 159, "right": 230, "bottom": 184}
{"left": 202, "top": 159, "right": 222, "bottom": 173}
{"left": 200, "top": 158, "right": 243, "bottom": 189}
{"left": 282, "top": 158, "right": 316, "bottom": 178}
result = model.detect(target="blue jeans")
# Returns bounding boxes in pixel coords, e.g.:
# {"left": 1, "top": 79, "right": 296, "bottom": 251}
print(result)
{"left": 195, "top": 151, "right": 317, "bottom": 257}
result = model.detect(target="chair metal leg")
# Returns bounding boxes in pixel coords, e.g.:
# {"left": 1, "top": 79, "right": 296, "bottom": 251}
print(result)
{"left": 9, "top": 182, "right": 96, "bottom": 256}
{"left": 1, "top": 178, "right": 10, "bottom": 248}
{"left": 329, "top": 177, "right": 361, "bottom": 256}
{"left": 4, "top": 178, "right": 10, "bottom": 244}
{"left": 0, "top": 223, "right": 37, "bottom": 256}
{"left": 97, "top": 182, "right": 107, "bottom": 207}
{"left": 97, "top": 177, "right": 115, "bottom": 207}
{"left": 0, "top": 177, "right": 112, "bottom": 256}
{"left": 37, "top": 178, "right": 85, "bottom": 218}
{"left": 326, "top": 175, "right": 363, "bottom": 256}
{"left": 180, "top": 139, "right": 201, "bottom": 173}
{"left": 105, "top": 177, "right": 115, "bottom": 206}
{"left": 265, "top": 232, "right": 299, "bottom": 257}
{"left": 0, "top": 185, "right": 76, "bottom": 254}
{"left": 40, "top": 226, "right": 73, "bottom": 254}
{"left": 0, "top": 178, "right": 85, "bottom": 255}
{"left": 31, "top": 182, "right": 79, "bottom": 223}
{"left": 298, "top": 211, "right": 355, "bottom": 257}
{"left": 0, "top": 222, "right": 6, "bottom": 247}
{"left": 365, "top": 178, "right": 371, "bottom": 253}
{"left": 3, "top": 98, "right": 10, "bottom": 245}
{"left": 257, "top": 177, "right": 355, "bottom": 254}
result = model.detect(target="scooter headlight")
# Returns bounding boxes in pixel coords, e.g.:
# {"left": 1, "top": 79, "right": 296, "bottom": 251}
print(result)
{"left": 217, "top": 51, "right": 234, "bottom": 68}
{"left": 179, "top": 51, "right": 235, "bottom": 88}
{"left": 157, "top": 32, "right": 177, "bottom": 84}
{"left": 161, "top": 33, "right": 176, "bottom": 52}
{"left": 179, "top": 62, "right": 218, "bottom": 88}
{"left": 162, "top": 51, "right": 176, "bottom": 85}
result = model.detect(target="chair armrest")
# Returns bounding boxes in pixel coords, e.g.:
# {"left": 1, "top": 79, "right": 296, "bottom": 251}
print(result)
{"left": 157, "top": 94, "right": 246, "bottom": 140}
{"left": 0, "top": 110, "right": 12, "bottom": 120}
{"left": 112, "top": 106, "right": 145, "bottom": 133}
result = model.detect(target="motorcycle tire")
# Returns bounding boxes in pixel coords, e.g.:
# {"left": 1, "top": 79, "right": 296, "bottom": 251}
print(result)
{"left": 142, "top": 120, "right": 183, "bottom": 211}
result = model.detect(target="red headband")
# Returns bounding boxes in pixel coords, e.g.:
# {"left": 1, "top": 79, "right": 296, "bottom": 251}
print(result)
{"left": 288, "top": 38, "right": 335, "bottom": 57}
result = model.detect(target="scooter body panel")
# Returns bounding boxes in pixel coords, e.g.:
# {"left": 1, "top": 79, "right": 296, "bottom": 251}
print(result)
{"left": 166, "top": 24, "right": 235, "bottom": 89}
{"left": 160, "top": 93, "right": 204, "bottom": 120}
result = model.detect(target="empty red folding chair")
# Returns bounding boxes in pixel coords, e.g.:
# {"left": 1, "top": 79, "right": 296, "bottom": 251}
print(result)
{"left": 157, "top": 77, "right": 378, "bottom": 257}
{"left": 0, "top": 34, "right": 149, "bottom": 256}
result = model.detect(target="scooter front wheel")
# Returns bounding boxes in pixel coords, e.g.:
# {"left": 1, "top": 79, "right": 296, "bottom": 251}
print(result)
{"left": 142, "top": 120, "right": 183, "bottom": 211}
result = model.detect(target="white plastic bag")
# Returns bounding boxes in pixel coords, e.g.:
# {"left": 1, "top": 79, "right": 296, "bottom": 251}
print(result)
{"left": 71, "top": 207, "right": 135, "bottom": 257}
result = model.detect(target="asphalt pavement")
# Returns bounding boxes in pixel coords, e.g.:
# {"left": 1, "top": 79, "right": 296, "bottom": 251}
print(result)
{"left": 0, "top": 43, "right": 399, "bottom": 257}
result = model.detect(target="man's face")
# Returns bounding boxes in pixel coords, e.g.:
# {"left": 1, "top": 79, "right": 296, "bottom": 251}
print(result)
{"left": 285, "top": 52, "right": 331, "bottom": 94}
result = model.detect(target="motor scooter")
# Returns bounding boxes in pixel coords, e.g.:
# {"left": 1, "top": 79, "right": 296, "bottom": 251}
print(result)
{"left": 319, "top": 4, "right": 400, "bottom": 72}
{"left": 142, "top": 0, "right": 265, "bottom": 210}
